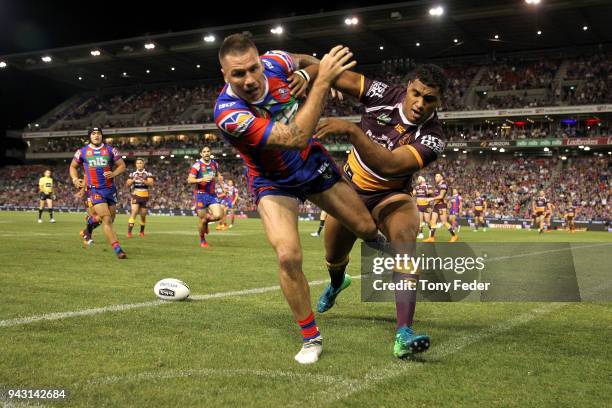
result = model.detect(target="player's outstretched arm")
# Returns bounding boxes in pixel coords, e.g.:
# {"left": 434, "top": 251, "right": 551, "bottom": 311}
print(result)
{"left": 265, "top": 46, "right": 356, "bottom": 150}
{"left": 315, "top": 118, "right": 423, "bottom": 178}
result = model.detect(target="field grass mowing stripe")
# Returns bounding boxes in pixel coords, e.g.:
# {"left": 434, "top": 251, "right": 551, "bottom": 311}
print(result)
{"left": 321, "top": 279, "right": 612, "bottom": 405}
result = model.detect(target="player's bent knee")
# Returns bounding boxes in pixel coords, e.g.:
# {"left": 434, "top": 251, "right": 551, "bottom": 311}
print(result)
{"left": 276, "top": 247, "right": 302, "bottom": 273}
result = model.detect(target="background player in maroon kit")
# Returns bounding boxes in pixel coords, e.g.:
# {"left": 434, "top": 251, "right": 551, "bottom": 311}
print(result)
{"left": 187, "top": 146, "right": 224, "bottom": 247}
{"left": 126, "top": 158, "right": 154, "bottom": 238}
{"left": 413, "top": 176, "right": 432, "bottom": 239}
{"left": 423, "top": 173, "right": 458, "bottom": 242}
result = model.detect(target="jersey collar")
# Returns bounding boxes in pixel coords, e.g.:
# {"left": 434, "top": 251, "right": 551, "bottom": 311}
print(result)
{"left": 397, "top": 103, "right": 435, "bottom": 127}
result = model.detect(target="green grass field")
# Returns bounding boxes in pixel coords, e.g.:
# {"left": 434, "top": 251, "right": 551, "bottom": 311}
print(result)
{"left": 1, "top": 211, "right": 611, "bottom": 407}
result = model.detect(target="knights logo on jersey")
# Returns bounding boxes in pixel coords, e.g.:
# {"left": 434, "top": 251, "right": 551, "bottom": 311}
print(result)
{"left": 219, "top": 111, "right": 255, "bottom": 136}
{"left": 86, "top": 150, "right": 93, "bottom": 157}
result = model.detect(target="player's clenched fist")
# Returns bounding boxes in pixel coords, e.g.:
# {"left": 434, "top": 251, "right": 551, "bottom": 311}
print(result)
{"left": 316, "top": 45, "right": 356, "bottom": 86}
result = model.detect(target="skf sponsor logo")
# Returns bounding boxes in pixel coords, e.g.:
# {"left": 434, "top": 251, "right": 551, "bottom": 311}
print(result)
{"left": 220, "top": 111, "right": 255, "bottom": 136}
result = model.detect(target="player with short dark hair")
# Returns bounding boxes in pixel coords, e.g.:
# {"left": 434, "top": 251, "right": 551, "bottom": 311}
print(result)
{"left": 309, "top": 63, "right": 448, "bottom": 358}
{"left": 70, "top": 128, "right": 127, "bottom": 259}
{"left": 38, "top": 169, "right": 55, "bottom": 223}
{"left": 473, "top": 191, "right": 487, "bottom": 232}
{"left": 423, "top": 173, "right": 458, "bottom": 242}
{"left": 126, "top": 158, "right": 154, "bottom": 238}
{"left": 188, "top": 146, "right": 225, "bottom": 247}
{"left": 225, "top": 179, "right": 239, "bottom": 228}
{"left": 532, "top": 190, "right": 549, "bottom": 234}
{"left": 214, "top": 35, "right": 383, "bottom": 364}
{"left": 449, "top": 188, "right": 462, "bottom": 232}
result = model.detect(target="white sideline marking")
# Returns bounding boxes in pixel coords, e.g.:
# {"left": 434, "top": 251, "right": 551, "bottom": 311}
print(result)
{"left": 85, "top": 368, "right": 351, "bottom": 387}
{"left": 0, "top": 279, "right": 330, "bottom": 328}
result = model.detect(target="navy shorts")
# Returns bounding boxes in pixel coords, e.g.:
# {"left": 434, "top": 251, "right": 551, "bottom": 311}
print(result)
{"left": 88, "top": 186, "right": 117, "bottom": 206}
{"left": 195, "top": 192, "right": 220, "bottom": 210}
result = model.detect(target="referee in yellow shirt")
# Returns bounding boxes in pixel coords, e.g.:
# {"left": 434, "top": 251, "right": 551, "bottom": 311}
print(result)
{"left": 38, "top": 169, "right": 56, "bottom": 223}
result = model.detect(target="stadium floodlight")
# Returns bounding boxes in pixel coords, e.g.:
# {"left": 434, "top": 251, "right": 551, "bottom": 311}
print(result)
{"left": 222, "top": 153, "right": 227, "bottom": 157}
{"left": 204, "top": 35, "right": 216, "bottom": 43}
{"left": 416, "top": 42, "right": 421, "bottom": 47}
{"left": 122, "top": 72, "right": 127, "bottom": 77}
{"left": 100, "top": 74, "right": 105, "bottom": 78}
{"left": 41, "top": 56, "right": 52, "bottom": 63}
{"left": 171, "top": 67, "right": 175, "bottom": 71}
{"left": 146, "top": 69, "right": 150, "bottom": 74}
{"left": 196, "top": 64, "right": 201, "bottom": 68}
{"left": 479, "top": 151, "right": 483, "bottom": 154}
{"left": 525, "top": 0, "right": 541, "bottom": 5}
{"left": 144, "top": 42, "right": 156, "bottom": 50}
{"left": 453, "top": 38, "right": 459, "bottom": 43}
{"left": 160, "top": 156, "right": 165, "bottom": 160}
{"left": 122, "top": 155, "right": 127, "bottom": 159}
{"left": 170, "top": 154, "right": 175, "bottom": 158}
{"left": 345, "top": 17, "right": 359, "bottom": 25}
{"left": 492, "top": 147, "right": 498, "bottom": 151}
{"left": 90, "top": 50, "right": 101, "bottom": 56}
{"left": 236, "top": 154, "right": 241, "bottom": 158}
{"left": 429, "top": 6, "right": 444, "bottom": 17}
{"left": 499, "top": 148, "right": 506, "bottom": 153}
{"left": 543, "top": 147, "right": 550, "bottom": 152}
{"left": 442, "top": 154, "right": 446, "bottom": 158}
{"left": 0, "top": 61, "right": 7, "bottom": 68}
{"left": 453, "top": 148, "right": 459, "bottom": 152}
{"left": 35, "top": 124, "right": 39, "bottom": 127}
{"left": 561, "top": 156, "right": 567, "bottom": 160}
{"left": 270, "top": 26, "right": 284, "bottom": 35}
{"left": 494, "top": 34, "right": 500, "bottom": 39}
{"left": 312, "top": 53, "right": 317, "bottom": 56}
{"left": 537, "top": 30, "right": 542, "bottom": 35}
{"left": 78, "top": 76, "right": 83, "bottom": 80}
{"left": 462, "top": 150, "right": 468, "bottom": 154}
{"left": 582, "top": 26, "right": 588, "bottom": 31}
{"left": 578, "top": 145, "right": 584, "bottom": 149}
{"left": 183, "top": 155, "right": 189, "bottom": 159}
{"left": 584, "top": 146, "right": 591, "bottom": 151}
{"left": 379, "top": 45, "right": 384, "bottom": 50}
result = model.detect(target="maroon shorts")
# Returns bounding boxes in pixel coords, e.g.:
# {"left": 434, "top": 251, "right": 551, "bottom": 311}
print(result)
{"left": 417, "top": 205, "right": 430, "bottom": 213}
{"left": 474, "top": 210, "right": 483, "bottom": 217}
{"left": 433, "top": 204, "right": 447, "bottom": 214}
{"left": 131, "top": 195, "right": 149, "bottom": 208}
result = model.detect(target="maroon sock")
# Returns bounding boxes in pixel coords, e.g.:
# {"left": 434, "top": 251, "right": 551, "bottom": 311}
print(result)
{"left": 394, "top": 272, "right": 418, "bottom": 328}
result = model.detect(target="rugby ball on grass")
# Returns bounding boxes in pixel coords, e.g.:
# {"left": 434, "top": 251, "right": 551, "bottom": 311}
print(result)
{"left": 154, "top": 278, "right": 190, "bottom": 301}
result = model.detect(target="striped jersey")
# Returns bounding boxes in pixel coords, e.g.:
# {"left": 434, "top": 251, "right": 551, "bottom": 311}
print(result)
{"left": 73, "top": 144, "right": 121, "bottom": 189}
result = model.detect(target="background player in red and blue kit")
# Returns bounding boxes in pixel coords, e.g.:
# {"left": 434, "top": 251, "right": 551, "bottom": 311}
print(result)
{"left": 225, "top": 179, "right": 239, "bottom": 228}
{"left": 187, "top": 146, "right": 224, "bottom": 247}
{"left": 424, "top": 173, "right": 458, "bottom": 242}
{"left": 449, "top": 188, "right": 463, "bottom": 231}
{"left": 69, "top": 128, "right": 127, "bottom": 259}
{"left": 214, "top": 34, "right": 382, "bottom": 364}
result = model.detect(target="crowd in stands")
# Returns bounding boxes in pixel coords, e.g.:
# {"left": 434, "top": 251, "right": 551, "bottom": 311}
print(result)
{"left": 1, "top": 155, "right": 609, "bottom": 222}
{"left": 25, "top": 52, "right": 612, "bottom": 132}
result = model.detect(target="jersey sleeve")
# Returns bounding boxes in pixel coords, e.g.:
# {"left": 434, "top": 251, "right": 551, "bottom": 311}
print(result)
{"left": 403, "top": 123, "right": 445, "bottom": 169}
{"left": 261, "top": 50, "right": 296, "bottom": 77}
{"left": 109, "top": 145, "right": 122, "bottom": 162}
{"left": 146, "top": 171, "right": 155, "bottom": 179}
{"left": 190, "top": 162, "right": 201, "bottom": 177}
{"left": 73, "top": 148, "right": 84, "bottom": 164}
{"left": 359, "top": 77, "right": 397, "bottom": 108}
{"left": 215, "top": 108, "right": 274, "bottom": 148}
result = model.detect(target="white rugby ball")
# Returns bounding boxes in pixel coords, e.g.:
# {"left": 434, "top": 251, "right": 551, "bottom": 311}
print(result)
{"left": 154, "top": 278, "right": 190, "bottom": 301}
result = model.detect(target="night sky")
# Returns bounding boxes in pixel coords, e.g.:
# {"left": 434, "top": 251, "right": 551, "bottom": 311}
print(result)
{"left": 0, "top": 0, "right": 371, "bottom": 136}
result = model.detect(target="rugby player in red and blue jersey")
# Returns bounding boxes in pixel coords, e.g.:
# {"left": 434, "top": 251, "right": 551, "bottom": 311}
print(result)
{"left": 69, "top": 128, "right": 127, "bottom": 259}
{"left": 188, "top": 146, "right": 224, "bottom": 247}
{"left": 214, "top": 34, "right": 382, "bottom": 364}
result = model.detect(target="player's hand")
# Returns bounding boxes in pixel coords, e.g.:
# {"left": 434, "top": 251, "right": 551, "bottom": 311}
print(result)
{"left": 317, "top": 46, "right": 356, "bottom": 86}
{"left": 314, "top": 118, "right": 358, "bottom": 139}
{"left": 103, "top": 171, "right": 114, "bottom": 179}
{"left": 330, "top": 88, "right": 344, "bottom": 101}
{"left": 287, "top": 72, "right": 309, "bottom": 98}
{"left": 73, "top": 178, "right": 84, "bottom": 188}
